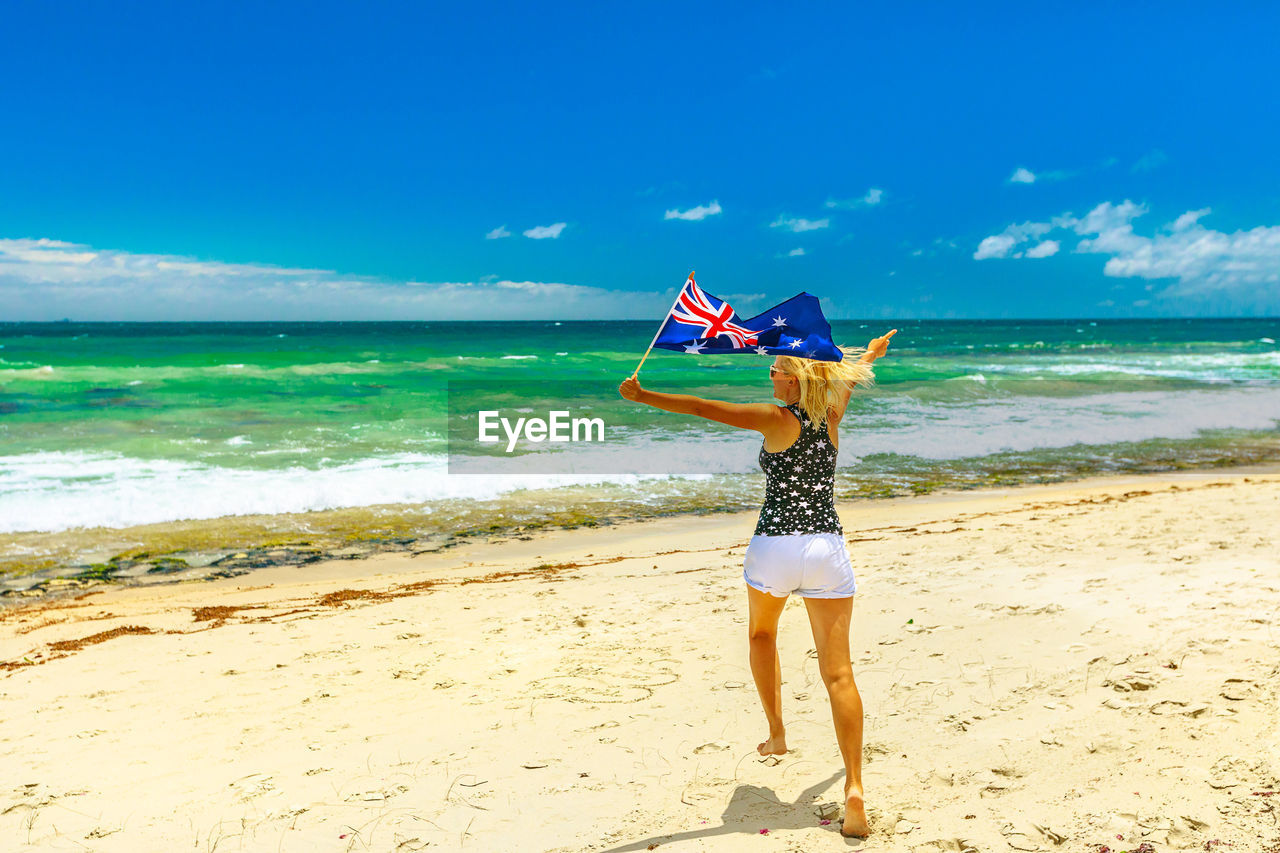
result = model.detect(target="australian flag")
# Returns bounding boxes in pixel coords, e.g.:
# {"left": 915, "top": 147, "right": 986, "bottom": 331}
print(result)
{"left": 652, "top": 274, "right": 842, "bottom": 362}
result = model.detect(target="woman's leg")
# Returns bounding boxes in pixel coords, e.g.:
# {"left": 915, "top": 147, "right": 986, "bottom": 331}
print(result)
{"left": 802, "top": 595, "right": 869, "bottom": 837}
{"left": 746, "top": 584, "right": 789, "bottom": 755}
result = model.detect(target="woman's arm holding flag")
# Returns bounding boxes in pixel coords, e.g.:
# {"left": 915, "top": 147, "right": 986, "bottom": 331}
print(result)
{"left": 619, "top": 377, "right": 784, "bottom": 433}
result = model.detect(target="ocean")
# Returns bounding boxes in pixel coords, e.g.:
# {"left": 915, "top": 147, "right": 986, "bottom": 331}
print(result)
{"left": 2, "top": 318, "right": 1279, "bottom": 578}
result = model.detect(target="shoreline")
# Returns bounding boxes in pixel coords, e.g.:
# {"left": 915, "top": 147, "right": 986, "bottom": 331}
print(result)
{"left": 2, "top": 463, "right": 1278, "bottom": 850}
{"left": 8, "top": 461, "right": 1280, "bottom": 656}
{"left": 6, "top": 453, "right": 1280, "bottom": 602}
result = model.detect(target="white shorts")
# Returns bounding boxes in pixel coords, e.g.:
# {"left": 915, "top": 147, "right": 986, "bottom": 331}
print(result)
{"left": 743, "top": 532, "right": 857, "bottom": 599}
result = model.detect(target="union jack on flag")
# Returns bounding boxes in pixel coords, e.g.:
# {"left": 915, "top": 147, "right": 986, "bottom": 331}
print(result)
{"left": 669, "top": 276, "right": 759, "bottom": 347}
{"left": 651, "top": 274, "right": 843, "bottom": 362}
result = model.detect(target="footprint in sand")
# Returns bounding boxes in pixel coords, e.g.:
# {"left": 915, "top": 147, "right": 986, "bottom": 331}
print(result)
{"left": 998, "top": 822, "right": 1040, "bottom": 851}
{"left": 693, "top": 741, "right": 731, "bottom": 754}
{"left": 227, "top": 773, "right": 275, "bottom": 802}
{"left": 916, "top": 839, "right": 980, "bottom": 853}
{"left": 1102, "top": 671, "right": 1161, "bottom": 692}
{"left": 1149, "top": 699, "right": 1209, "bottom": 718}
{"left": 344, "top": 784, "right": 408, "bottom": 802}
{"left": 1219, "top": 677, "right": 1258, "bottom": 701}
{"left": 1207, "top": 756, "right": 1251, "bottom": 789}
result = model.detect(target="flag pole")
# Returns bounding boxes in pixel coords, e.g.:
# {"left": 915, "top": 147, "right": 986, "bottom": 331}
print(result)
{"left": 631, "top": 270, "right": 693, "bottom": 378}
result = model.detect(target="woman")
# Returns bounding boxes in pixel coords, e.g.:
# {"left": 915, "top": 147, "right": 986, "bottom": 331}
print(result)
{"left": 618, "top": 329, "right": 896, "bottom": 838}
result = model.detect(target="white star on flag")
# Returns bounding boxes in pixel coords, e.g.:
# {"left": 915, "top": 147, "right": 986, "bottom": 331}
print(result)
{"left": 755, "top": 346, "right": 769, "bottom": 355}
{"left": 683, "top": 342, "right": 707, "bottom": 353}
{"left": 771, "top": 316, "right": 787, "bottom": 328}
{"left": 787, "top": 339, "right": 803, "bottom": 349}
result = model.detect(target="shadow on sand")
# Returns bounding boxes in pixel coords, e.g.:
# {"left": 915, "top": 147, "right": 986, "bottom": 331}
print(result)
{"left": 597, "top": 770, "right": 868, "bottom": 851}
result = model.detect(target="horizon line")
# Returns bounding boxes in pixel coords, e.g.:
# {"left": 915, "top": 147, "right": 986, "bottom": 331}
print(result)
{"left": 4, "top": 316, "right": 1280, "bottom": 325}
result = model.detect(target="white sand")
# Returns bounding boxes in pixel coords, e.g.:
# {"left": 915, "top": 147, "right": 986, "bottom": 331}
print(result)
{"left": 3, "top": 467, "right": 1280, "bottom": 852}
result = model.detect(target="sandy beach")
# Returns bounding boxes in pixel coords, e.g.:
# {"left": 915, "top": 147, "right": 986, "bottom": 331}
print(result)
{"left": 3, "top": 467, "right": 1279, "bottom": 852}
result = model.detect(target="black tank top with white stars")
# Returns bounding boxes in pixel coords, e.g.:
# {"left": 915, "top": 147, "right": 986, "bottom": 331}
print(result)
{"left": 754, "top": 403, "right": 843, "bottom": 537}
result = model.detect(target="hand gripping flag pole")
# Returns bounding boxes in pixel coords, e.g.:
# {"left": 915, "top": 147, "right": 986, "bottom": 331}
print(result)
{"left": 631, "top": 270, "right": 694, "bottom": 378}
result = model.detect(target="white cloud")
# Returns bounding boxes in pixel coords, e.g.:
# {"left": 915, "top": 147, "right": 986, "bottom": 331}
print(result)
{"left": 1131, "top": 149, "right": 1169, "bottom": 173}
{"left": 972, "top": 221, "right": 1053, "bottom": 259}
{"left": 1071, "top": 200, "right": 1146, "bottom": 237}
{"left": 770, "top": 215, "right": 829, "bottom": 233}
{"left": 787, "top": 248, "right": 806, "bottom": 257}
{"left": 973, "top": 234, "right": 1016, "bottom": 260}
{"left": 825, "top": 188, "right": 884, "bottom": 209}
{"left": 1077, "top": 208, "right": 1280, "bottom": 296}
{"left": 975, "top": 204, "right": 1145, "bottom": 260}
{"left": 721, "top": 292, "right": 767, "bottom": 307}
{"left": 485, "top": 225, "right": 511, "bottom": 239}
{"left": 0, "top": 238, "right": 329, "bottom": 283}
{"left": 0, "top": 238, "right": 100, "bottom": 266}
{"left": 523, "top": 222, "right": 567, "bottom": 239}
{"left": 0, "top": 237, "right": 667, "bottom": 320}
{"left": 1024, "top": 240, "right": 1060, "bottom": 258}
{"left": 1009, "top": 166, "right": 1076, "bottom": 185}
{"left": 1171, "top": 208, "right": 1210, "bottom": 232}
{"left": 973, "top": 200, "right": 1280, "bottom": 311}
{"left": 664, "top": 200, "right": 722, "bottom": 221}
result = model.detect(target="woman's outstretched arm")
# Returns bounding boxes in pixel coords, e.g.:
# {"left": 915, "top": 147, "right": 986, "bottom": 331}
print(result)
{"left": 619, "top": 376, "right": 782, "bottom": 433}
{"left": 834, "top": 329, "right": 898, "bottom": 422}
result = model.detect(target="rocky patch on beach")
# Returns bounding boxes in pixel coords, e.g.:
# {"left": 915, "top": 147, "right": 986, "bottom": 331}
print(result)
{"left": 0, "top": 543, "right": 382, "bottom": 601}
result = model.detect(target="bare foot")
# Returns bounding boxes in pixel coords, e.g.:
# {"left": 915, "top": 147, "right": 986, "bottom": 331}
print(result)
{"left": 841, "top": 786, "right": 870, "bottom": 838}
{"left": 756, "top": 732, "right": 787, "bottom": 756}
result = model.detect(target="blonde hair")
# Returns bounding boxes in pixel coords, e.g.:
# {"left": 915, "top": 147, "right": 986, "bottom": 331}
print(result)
{"left": 776, "top": 345, "right": 876, "bottom": 429}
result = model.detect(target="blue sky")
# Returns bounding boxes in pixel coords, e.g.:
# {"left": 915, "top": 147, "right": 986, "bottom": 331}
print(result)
{"left": 2, "top": 2, "right": 1278, "bottom": 320}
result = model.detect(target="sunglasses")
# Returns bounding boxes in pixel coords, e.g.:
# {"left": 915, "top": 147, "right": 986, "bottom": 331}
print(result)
{"left": 769, "top": 365, "right": 789, "bottom": 378}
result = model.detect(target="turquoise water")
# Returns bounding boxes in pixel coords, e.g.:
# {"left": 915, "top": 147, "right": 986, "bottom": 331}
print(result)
{"left": 2, "top": 318, "right": 1279, "bottom": 535}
